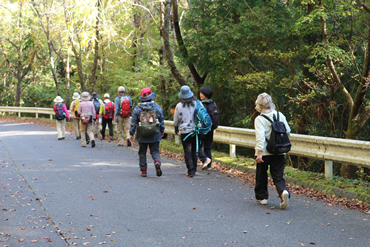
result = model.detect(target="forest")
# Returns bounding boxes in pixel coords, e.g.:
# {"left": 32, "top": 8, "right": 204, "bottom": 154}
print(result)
{"left": 1, "top": 0, "right": 370, "bottom": 179}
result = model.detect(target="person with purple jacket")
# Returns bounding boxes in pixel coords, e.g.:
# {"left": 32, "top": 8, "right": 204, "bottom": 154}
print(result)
{"left": 78, "top": 92, "right": 96, "bottom": 148}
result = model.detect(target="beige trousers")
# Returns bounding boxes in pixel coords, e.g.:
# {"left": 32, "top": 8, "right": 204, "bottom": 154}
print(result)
{"left": 56, "top": 119, "right": 66, "bottom": 138}
{"left": 117, "top": 116, "right": 131, "bottom": 145}
{"left": 79, "top": 123, "right": 95, "bottom": 146}
{"left": 72, "top": 118, "right": 80, "bottom": 137}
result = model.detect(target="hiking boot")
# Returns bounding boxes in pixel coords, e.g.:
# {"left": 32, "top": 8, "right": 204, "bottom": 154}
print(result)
{"left": 110, "top": 136, "right": 113, "bottom": 141}
{"left": 154, "top": 160, "right": 162, "bottom": 177}
{"left": 91, "top": 140, "right": 96, "bottom": 148}
{"left": 186, "top": 174, "right": 194, "bottom": 178}
{"left": 258, "top": 199, "right": 268, "bottom": 205}
{"left": 127, "top": 139, "right": 131, "bottom": 147}
{"left": 76, "top": 136, "right": 81, "bottom": 140}
{"left": 87, "top": 140, "right": 90, "bottom": 145}
{"left": 58, "top": 138, "right": 62, "bottom": 140}
{"left": 140, "top": 169, "right": 147, "bottom": 177}
{"left": 280, "top": 190, "right": 289, "bottom": 209}
{"left": 62, "top": 137, "right": 65, "bottom": 140}
{"left": 202, "top": 158, "right": 212, "bottom": 170}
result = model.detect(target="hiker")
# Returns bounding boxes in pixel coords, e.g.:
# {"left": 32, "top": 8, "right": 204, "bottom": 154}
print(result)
{"left": 254, "top": 93, "right": 290, "bottom": 209}
{"left": 78, "top": 92, "right": 96, "bottom": 148}
{"left": 198, "top": 86, "right": 220, "bottom": 170}
{"left": 53, "top": 96, "right": 70, "bottom": 140}
{"left": 174, "top": 85, "right": 200, "bottom": 177}
{"left": 101, "top": 93, "right": 115, "bottom": 140}
{"left": 114, "top": 86, "right": 132, "bottom": 147}
{"left": 70, "top": 92, "right": 81, "bottom": 140}
{"left": 91, "top": 92, "right": 104, "bottom": 138}
{"left": 129, "top": 88, "right": 164, "bottom": 177}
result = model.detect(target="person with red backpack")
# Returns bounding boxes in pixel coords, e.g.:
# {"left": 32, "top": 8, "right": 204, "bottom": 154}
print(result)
{"left": 53, "top": 96, "right": 70, "bottom": 140}
{"left": 114, "top": 86, "right": 132, "bottom": 147}
{"left": 101, "top": 93, "right": 115, "bottom": 140}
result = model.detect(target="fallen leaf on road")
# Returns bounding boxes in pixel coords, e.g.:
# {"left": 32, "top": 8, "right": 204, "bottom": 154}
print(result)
{"left": 18, "top": 238, "right": 24, "bottom": 242}
{"left": 310, "top": 243, "right": 316, "bottom": 245}
{"left": 243, "top": 231, "right": 248, "bottom": 234}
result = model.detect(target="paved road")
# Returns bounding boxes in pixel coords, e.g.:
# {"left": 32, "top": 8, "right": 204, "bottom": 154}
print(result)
{"left": 0, "top": 121, "right": 369, "bottom": 247}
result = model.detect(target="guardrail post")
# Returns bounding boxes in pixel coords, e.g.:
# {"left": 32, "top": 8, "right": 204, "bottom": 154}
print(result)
{"left": 175, "top": 135, "right": 180, "bottom": 145}
{"left": 230, "top": 144, "right": 236, "bottom": 158}
{"left": 325, "top": 160, "right": 333, "bottom": 180}
{"left": 50, "top": 114, "right": 53, "bottom": 120}
{"left": 18, "top": 112, "right": 21, "bottom": 118}
{"left": 36, "top": 113, "right": 39, "bottom": 118}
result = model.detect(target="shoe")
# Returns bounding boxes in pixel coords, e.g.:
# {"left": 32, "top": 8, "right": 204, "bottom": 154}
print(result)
{"left": 81, "top": 145, "right": 86, "bottom": 147}
{"left": 154, "top": 160, "right": 162, "bottom": 177}
{"left": 87, "top": 140, "right": 90, "bottom": 145}
{"left": 127, "top": 139, "right": 131, "bottom": 147}
{"left": 186, "top": 174, "right": 194, "bottom": 178}
{"left": 58, "top": 138, "right": 62, "bottom": 140}
{"left": 202, "top": 158, "right": 212, "bottom": 170}
{"left": 280, "top": 190, "right": 289, "bottom": 209}
{"left": 91, "top": 140, "right": 96, "bottom": 148}
{"left": 140, "top": 169, "right": 147, "bottom": 177}
{"left": 207, "top": 167, "right": 213, "bottom": 171}
{"left": 62, "top": 137, "right": 65, "bottom": 140}
{"left": 101, "top": 137, "right": 105, "bottom": 141}
{"left": 258, "top": 199, "right": 268, "bottom": 205}
{"left": 110, "top": 137, "right": 113, "bottom": 141}
{"left": 117, "top": 143, "right": 123, "bottom": 146}
{"left": 76, "top": 136, "right": 81, "bottom": 140}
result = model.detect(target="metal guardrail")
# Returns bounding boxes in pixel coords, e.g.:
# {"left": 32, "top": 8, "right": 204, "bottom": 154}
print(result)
{"left": 2, "top": 106, "right": 370, "bottom": 179}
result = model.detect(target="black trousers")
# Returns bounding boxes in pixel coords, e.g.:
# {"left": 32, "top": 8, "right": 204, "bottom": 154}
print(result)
{"left": 198, "top": 131, "right": 214, "bottom": 167}
{"left": 138, "top": 142, "right": 161, "bottom": 170}
{"left": 181, "top": 134, "right": 198, "bottom": 176}
{"left": 254, "top": 155, "right": 289, "bottom": 200}
{"left": 101, "top": 118, "right": 113, "bottom": 138}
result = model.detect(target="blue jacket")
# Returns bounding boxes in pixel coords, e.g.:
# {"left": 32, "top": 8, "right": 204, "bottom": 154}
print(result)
{"left": 114, "top": 94, "right": 133, "bottom": 117}
{"left": 130, "top": 101, "right": 165, "bottom": 143}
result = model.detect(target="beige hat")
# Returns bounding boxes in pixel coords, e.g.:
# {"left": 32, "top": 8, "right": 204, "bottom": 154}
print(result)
{"left": 118, "top": 86, "right": 125, "bottom": 93}
{"left": 104, "top": 93, "right": 110, "bottom": 98}
{"left": 54, "top": 96, "right": 64, "bottom": 103}
{"left": 72, "top": 92, "right": 80, "bottom": 100}
{"left": 81, "top": 92, "right": 91, "bottom": 101}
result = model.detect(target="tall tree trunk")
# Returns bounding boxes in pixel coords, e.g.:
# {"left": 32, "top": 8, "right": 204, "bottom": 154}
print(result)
{"left": 159, "top": 1, "right": 169, "bottom": 116}
{"left": 65, "top": 53, "right": 71, "bottom": 106}
{"left": 90, "top": 0, "right": 101, "bottom": 93}
{"left": 162, "top": 0, "right": 187, "bottom": 86}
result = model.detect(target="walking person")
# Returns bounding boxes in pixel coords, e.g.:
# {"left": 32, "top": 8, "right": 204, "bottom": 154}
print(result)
{"left": 114, "top": 86, "right": 133, "bottom": 147}
{"left": 53, "top": 96, "right": 70, "bottom": 140}
{"left": 198, "top": 86, "right": 220, "bottom": 170}
{"left": 101, "top": 93, "right": 115, "bottom": 140}
{"left": 174, "top": 86, "right": 199, "bottom": 177}
{"left": 129, "top": 88, "right": 165, "bottom": 177}
{"left": 91, "top": 92, "right": 104, "bottom": 138}
{"left": 78, "top": 92, "right": 96, "bottom": 148}
{"left": 70, "top": 92, "right": 81, "bottom": 140}
{"left": 254, "top": 93, "right": 290, "bottom": 209}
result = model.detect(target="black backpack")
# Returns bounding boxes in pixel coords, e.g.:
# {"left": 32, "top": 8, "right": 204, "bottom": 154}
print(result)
{"left": 206, "top": 101, "right": 220, "bottom": 129}
{"left": 55, "top": 103, "right": 66, "bottom": 120}
{"left": 261, "top": 112, "right": 291, "bottom": 155}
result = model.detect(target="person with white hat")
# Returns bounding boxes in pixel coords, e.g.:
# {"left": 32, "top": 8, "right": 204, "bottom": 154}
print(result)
{"left": 114, "top": 86, "right": 133, "bottom": 147}
{"left": 101, "top": 93, "right": 115, "bottom": 140}
{"left": 77, "top": 92, "right": 96, "bottom": 148}
{"left": 53, "top": 96, "right": 71, "bottom": 140}
{"left": 70, "top": 92, "right": 81, "bottom": 140}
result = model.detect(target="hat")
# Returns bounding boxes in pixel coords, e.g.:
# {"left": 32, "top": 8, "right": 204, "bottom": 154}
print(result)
{"left": 178, "top": 85, "right": 194, "bottom": 99}
{"left": 139, "top": 88, "right": 156, "bottom": 102}
{"left": 118, "top": 86, "right": 125, "bottom": 93}
{"left": 54, "top": 96, "right": 64, "bottom": 103}
{"left": 255, "top": 93, "right": 275, "bottom": 113}
{"left": 81, "top": 92, "right": 91, "bottom": 101}
{"left": 104, "top": 93, "right": 110, "bottom": 98}
{"left": 92, "top": 92, "right": 99, "bottom": 98}
{"left": 72, "top": 92, "right": 80, "bottom": 100}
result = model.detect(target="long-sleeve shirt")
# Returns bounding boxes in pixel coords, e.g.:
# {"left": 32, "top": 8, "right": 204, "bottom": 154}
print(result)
{"left": 53, "top": 103, "right": 70, "bottom": 120}
{"left": 173, "top": 100, "right": 197, "bottom": 134}
{"left": 114, "top": 94, "right": 132, "bottom": 117}
{"left": 70, "top": 99, "right": 79, "bottom": 118}
{"left": 254, "top": 110, "right": 291, "bottom": 156}
{"left": 78, "top": 100, "right": 96, "bottom": 118}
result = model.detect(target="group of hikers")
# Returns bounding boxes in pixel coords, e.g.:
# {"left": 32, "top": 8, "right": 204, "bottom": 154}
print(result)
{"left": 52, "top": 86, "right": 291, "bottom": 210}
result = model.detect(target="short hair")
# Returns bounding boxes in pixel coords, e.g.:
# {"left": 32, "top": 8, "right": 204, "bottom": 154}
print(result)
{"left": 200, "top": 86, "right": 213, "bottom": 99}
{"left": 255, "top": 93, "right": 275, "bottom": 113}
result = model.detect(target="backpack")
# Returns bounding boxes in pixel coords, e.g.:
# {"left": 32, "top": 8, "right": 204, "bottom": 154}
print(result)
{"left": 119, "top": 96, "right": 130, "bottom": 117}
{"left": 138, "top": 106, "right": 160, "bottom": 136}
{"left": 74, "top": 99, "right": 80, "bottom": 117}
{"left": 206, "top": 101, "right": 220, "bottom": 129}
{"left": 102, "top": 102, "right": 114, "bottom": 119}
{"left": 261, "top": 112, "right": 291, "bottom": 155}
{"left": 92, "top": 98, "right": 102, "bottom": 115}
{"left": 55, "top": 103, "right": 66, "bottom": 120}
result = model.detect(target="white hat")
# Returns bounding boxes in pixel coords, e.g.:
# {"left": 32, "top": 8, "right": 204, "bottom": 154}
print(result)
{"left": 72, "top": 92, "right": 80, "bottom": 100}
{"left": 118, "top": 86, "right": 125, "bottom": 92}
{"left": 54, "top": 96, "right": 64, "bottom": 103}
{"left": 104, "top": 93, "right": 110, "bottom": 98}
{"left": 81, "top": 92, "right": 91, "bottom": 101}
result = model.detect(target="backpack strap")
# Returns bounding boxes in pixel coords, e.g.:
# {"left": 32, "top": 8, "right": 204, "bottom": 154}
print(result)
{"left": 261, "top": 114, "right": 273, "bottom": 123}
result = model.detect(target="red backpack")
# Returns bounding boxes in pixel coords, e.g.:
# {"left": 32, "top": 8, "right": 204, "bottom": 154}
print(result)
{"left": 102, "top": 102, "right": 114, "bottom": 119}
{"left": 119, "top": 96, "right": 130, "bottom": 117}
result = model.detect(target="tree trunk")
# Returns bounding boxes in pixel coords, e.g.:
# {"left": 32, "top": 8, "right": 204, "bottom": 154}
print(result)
{"left": 89, "top": 0, "right": 101, "bottom": 93}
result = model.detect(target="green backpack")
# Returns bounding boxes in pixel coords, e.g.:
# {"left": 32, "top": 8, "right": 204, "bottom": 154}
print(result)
{"left": 138, "top": 109, "right": 160, "bottom": 136}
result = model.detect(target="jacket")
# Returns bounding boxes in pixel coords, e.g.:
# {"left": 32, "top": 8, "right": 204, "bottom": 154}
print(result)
{"left": 173, "top": 100, "right": 198, "bottom": 134}
{"left": 130, "top": 101, "right": 165, "bottom": 143}
{"left": 114, "top": 94, "right": 133, "bottom": 117}
{"left": 53, "top": 103, "right": 70, "bottom": 120}
{"left": 78, "top": 100, "right": 96, "bottom": 119}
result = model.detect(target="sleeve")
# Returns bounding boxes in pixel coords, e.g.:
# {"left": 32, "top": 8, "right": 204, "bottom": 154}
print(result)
{"left": 78, "top": 103, "right": 82, "bottom": 115}
{"left": 129, "top": 107, "right": 139, "bottom": 136}
{"left": 173, "top": 104, "right": 179, "bottom": 132}
{"left": 63, "top": 104, "right": 70, "bottom": 120}
{"left": 53, "top": 105, "right": 57, "bottom": 112}
{"left": 157, "top": 105, "right": 165, "bottom": 133}
{"left": 255, "top": 116, "right": 266, "bottom": 153}
{"left": 114, "top": 97, "right": 120, "bottom": 117}
{"left": 129, "top": 96, "right": 133, "bottom": 115}
{"left": 99, "top": 100, "right": 104, "bottom": 115}
{"left": 92, "top": 104, "right": 96, "bottom": 119}
{"left": 70, "top": 102, "right": 74, "bottom": 113}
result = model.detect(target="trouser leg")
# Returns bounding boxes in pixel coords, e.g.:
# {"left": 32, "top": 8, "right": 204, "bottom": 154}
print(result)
{"left": 101, "top": 118, "right": 107, "bottom": 138}
{"left": 61, "top": 118, "right": 66, "bottom": 137}
{"left": 269, "top": 155, "right": 289, "bottom": 198}
{"left": 198, "top": 135, "right": 206, "bottom": 163}
{"left": 73, "top": 118, "right": 80, "bottom": 137}
{"left": 138, "top": 143, "right": 148, "bottom": 170}
{"left": 117, "top": 116, "right": 124, "bottom": 145}
{"left": 107, "top": 119, "right": 113, "bottom": 136}
{"left": 87, "top": 124, "right": 95, "bottom": 143}
{"left": 149, "top": 142, "right": 161, "bottom": 164}
{"left": 56, "top": 120, "right": 62, "bottom": 138}
{"left": 255, "top": 161, "right": 269, "bottom": 200}
{"left": 203, "top": 132, "right": 213, "bottom": 168}
{"left": 122, "top": 117, "right": 131, "bottom": 140}
{"left": 80, "top": 124, "right": 87, "bottom": 146}
{"left": 181, "top": 134, "right": 197, "bottom": 176}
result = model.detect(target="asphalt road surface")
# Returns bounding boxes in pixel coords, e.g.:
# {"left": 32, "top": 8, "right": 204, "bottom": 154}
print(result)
{"left": 0, "top": 121, "right": 369, "bottom": 247}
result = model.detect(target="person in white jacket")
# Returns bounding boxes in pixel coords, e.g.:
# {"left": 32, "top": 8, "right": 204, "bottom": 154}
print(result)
{"left": 254, "top": 93, "right": 291, "bottom": 209}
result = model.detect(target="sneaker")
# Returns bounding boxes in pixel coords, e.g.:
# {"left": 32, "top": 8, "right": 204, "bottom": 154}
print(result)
{"left": 280, "top": 190, "right": 289, "bottom": 209}
{"left": 186, "top": 174, "right": 194, "bottom": 178}
{"left": 61, "top": 137, "right": 65, "bottom": 140}
{"left": 258, "top": 199, "right": 268, "bottom": 205}
{"left": 154, "top": 160, "right": 162, "bottom": 177}
{"left": 87, "top": 140, "right": 90, "bottom": 145}
{"left": 110, "top": 136, "right": 113, "bottom": 141}
{"left": 117, "top": 143, "right": 123, "bottom": 146}
{"left": 207, "top": 167, "right": 213, "bottom": 171}
{"left": 58, "top": 138, "right": 62, "bottom": 140}
{"left": 76, "top": 136, "right": 81, "bottom": 140}
{"left": 202, "top": 158, "right": 212, "bottom": 170}
{"left": 91, "top": 140, "right": 96, "bottom": 148}
{"left": 140, "top": 169, "right": 147, "bottom": 177}
{"left": 127, "top": 139, "right": 131, "bottom": 147}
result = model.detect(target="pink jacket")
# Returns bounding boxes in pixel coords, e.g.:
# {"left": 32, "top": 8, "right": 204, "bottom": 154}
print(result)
{"left": 78, "top": 100, "right": 96, "bottom": 119}
{"left": 53, "top": 103, "right": 70, "bottom": 120}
